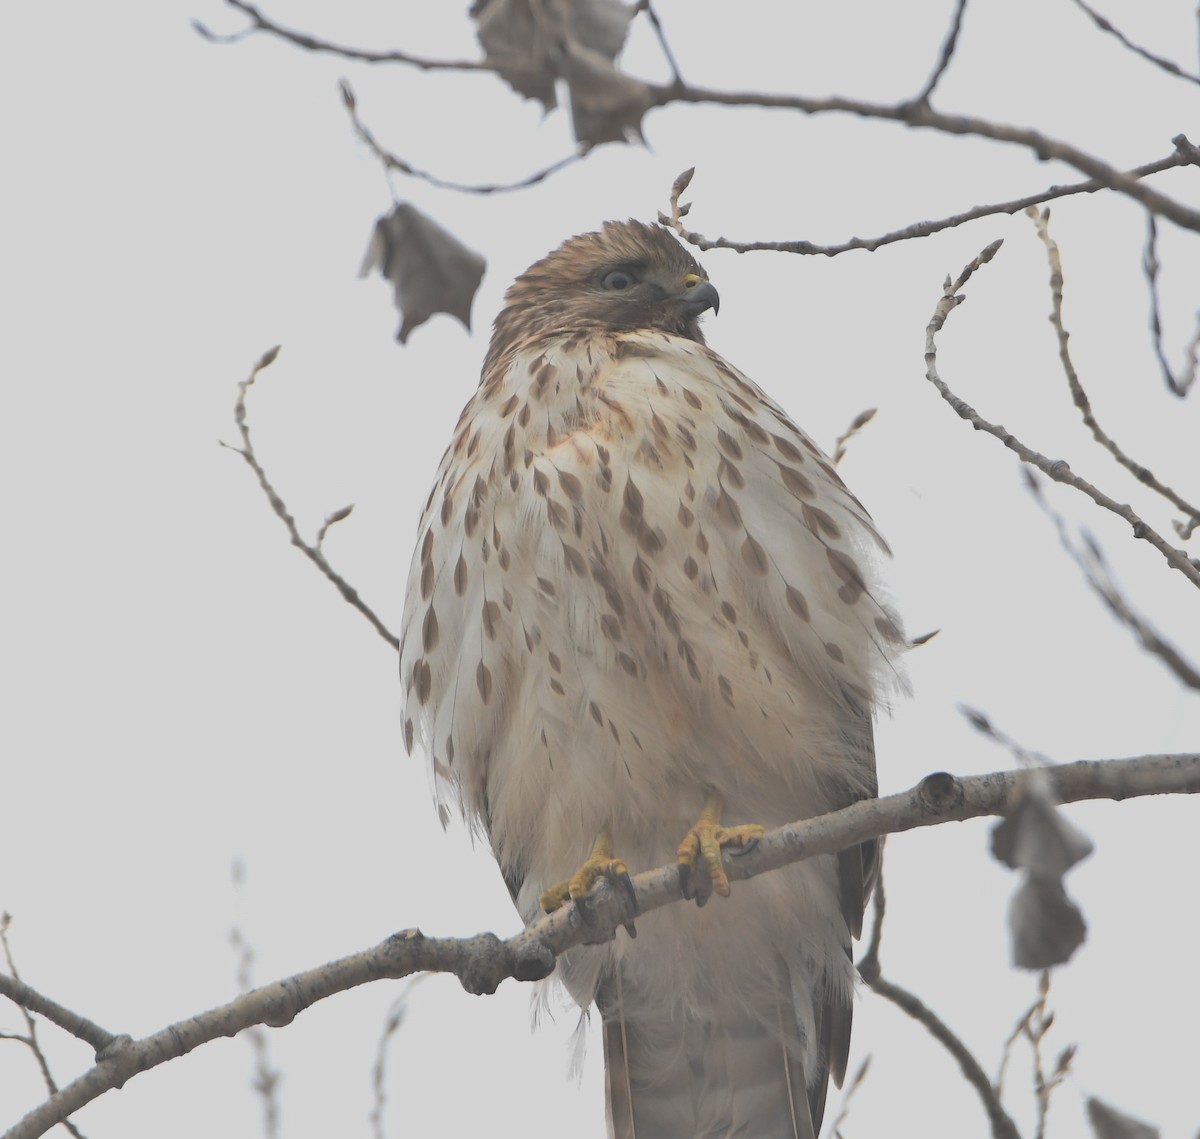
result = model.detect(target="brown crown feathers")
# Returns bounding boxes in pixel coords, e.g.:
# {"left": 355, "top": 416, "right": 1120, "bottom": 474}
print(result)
{"left": 484, "top": 220, "right": 720, "bottom": 375}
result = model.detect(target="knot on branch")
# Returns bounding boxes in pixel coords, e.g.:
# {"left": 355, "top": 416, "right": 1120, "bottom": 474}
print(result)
{"left": 917, "top": 771, "right": 964, "bottom": 813}
{"left": 513, "top": 939, "right": 557, "bottom": 982}
{"left": 457, "top": 933, "right": 511, "bottom": 996}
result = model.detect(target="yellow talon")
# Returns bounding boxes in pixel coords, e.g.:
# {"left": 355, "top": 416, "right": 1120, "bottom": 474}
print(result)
{"left": 540, "top": 827, "right": 632, "bottom": 913}
{"left": 676, "top": 790, "right": 764, "bottom": 900}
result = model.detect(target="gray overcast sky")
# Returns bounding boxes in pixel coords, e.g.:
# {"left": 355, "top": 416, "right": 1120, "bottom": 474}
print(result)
{"left": 2, "top": 3, "right": 1197, "bottom": 1138}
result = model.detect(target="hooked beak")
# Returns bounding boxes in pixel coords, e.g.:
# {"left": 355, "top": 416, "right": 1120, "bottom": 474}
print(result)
{"left": 681, "top": 278, "right": 720, "bottom": 318}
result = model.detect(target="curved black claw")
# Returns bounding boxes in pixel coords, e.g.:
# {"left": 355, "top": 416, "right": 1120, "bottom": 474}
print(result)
{"left": 617, "top": 868, "right": 639, "bottom": 937}
{"left": 678, "top": 862, "right": 712, "bottom": 908}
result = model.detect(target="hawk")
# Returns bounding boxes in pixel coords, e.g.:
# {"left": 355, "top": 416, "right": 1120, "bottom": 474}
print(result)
{"left": 400, "top": 219, "right": 903, "bottom": 1138}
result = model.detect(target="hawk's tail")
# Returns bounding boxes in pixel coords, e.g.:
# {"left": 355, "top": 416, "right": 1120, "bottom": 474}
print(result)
{"left": 601, "top": 994, "right": 827, "bottom": 1139}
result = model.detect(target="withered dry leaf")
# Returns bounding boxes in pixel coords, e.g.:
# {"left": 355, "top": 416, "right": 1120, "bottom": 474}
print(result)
{"left": 561, "top": 39, "right": 651, "bottom": 147}
{"left": 1085, "top": 1097, "right": 1160, "bottom": 1139}
{"left": 359, "top": 204, "right": 486, "bottom": 344}
{"left": 991, "top": 768, "right": 1094, "bottom": 878}
{"left": 992, "top": 768, "right": 1094, "bottom": 968}
{"left": 472, "top": 0, "right": 559, "bottom": 110}
{"left": 471, "top": 0, "right": 645, "bottom": 147}
{"left": 1008, "top": 877, "right": 1087, "bottom": 968}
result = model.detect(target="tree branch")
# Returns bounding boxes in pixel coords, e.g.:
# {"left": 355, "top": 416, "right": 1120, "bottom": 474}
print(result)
{"left": 859, "top": 878, "right": 1022, "bottom": 1139}
{"left": 6, "top": 755, "right": 1198, "bottom": 1139}
{"left": 221, "top": 347, "right": 400, "bottom": 651}
{"left": 1024, "top": 473, "right": 1200, "bottom": 690}
{"left": 195, "top": 0, "right": 492, "bottom": 72}
{"left": 1029, "top": 207, "right": 1200, "bottom": 526}
{"left": 339, "top": 81, "right": 583, "bottom": 196}
{"left": 912, "top": 0, "right": 970, "bottom": 106}
{"left": 200, "top": 5, "right": 1200, "bottom": 235}
{"left": 1144, "top": 212, "right": 1200, "bottom": 398}
{"left": 1068, "top": 0, "right": 1200, "bottom": 86}
{"left": 650, "top": 87, "right": 1200, "bottom": 232}
{"left": 660, "top": 152, "right": 1190, "bottom": 257}
{"left": 924, "top": 242, "right": 1200, "bottom": 589}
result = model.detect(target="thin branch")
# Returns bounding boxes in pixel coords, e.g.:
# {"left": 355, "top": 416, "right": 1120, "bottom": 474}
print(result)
{"left": 229, "top": 863, "right": 281, "bottom": 1139}
{"left": 369, "top": 978, "right": 424, "bottom": 1139}
{"left": 1024, "top": 473, "right": 1200, "bottom": 690}
{"left": 1030, "top": 206, "right": 1200, "bottom": 524}
{"left": 221, "top": 348, "right": 400, "bottom": 651}
{"left": 648, "top": 84, "right": 1200, "bottom": 233}
{"left": 912, "top": 0, "right": 970, "bottom": 105}
{"left": 661, "top": 151, "right": 1191, "bottom": 257}
{"left": 828, "top": 1054, "right": 871, "bottom": 1138}
{"left": 1069, "top": 0, "right": 1200, "bottom": 86}
{"left": 0, "top": 918, "right": 88, "bottom": 1139}
{"left": 857, "top": 878, "right": 1022, "bottom": 1139}
{"left": 339, "top": 81, "right": 583, "bottom": 196}
{"left": 0, "top": 952, "right": 117, "bottom": 1058}
{"left": 7, "top": 755, "right": 1199, "bottom": 1139}
{"left": 200, "top": 3, "right": 1200, "bottom": 235}
{"left": 831, "top": 408, "right": 877, "bottom": 466}
{"left": 633, "top": 0, "right": 684, "bottom": 88}
{"left": 960, "top": 705, "right": 1059, "bottom": 766}
{"left": 924, "top": 242, "right": 1200, "bottom": 589}
{"left": 993, "top": 990, "right": 1043, "bottom": 1101}
{"left": 1144, "top": 212, "right": 1200, "bottom": 398}
{"left": 195, "top": 0, "right": 492, "bottom": 72}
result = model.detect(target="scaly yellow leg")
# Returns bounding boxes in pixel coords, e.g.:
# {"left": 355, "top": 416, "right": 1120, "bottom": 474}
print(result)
{"left": 676, "top": 790, "right": 765, "bottom": 900}
{"left": 540, "top": 827, "right": 632, "bottom": 913}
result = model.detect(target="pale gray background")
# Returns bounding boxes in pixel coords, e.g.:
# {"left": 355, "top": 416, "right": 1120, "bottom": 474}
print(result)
{"left": 2, "top": 3, "right": 1197, "bottom": 1137}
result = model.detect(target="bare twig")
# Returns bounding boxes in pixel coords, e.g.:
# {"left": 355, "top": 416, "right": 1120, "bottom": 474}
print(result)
{"left": 993, "top": 990, "right": 1042, "bottom": 1102}
{"left": 195, "top": 0, "right": 492, "bottom": 72}
{"left": 828, "top": 1054, "right": 871, "bottom": 1138}
{"left": 221, "top": 347, "right": 400, "bottom": 651}
{"left": 1069, "top": 0, "right": 1200, "bottom": 86}
{"left": 1025, "top": 472, "right": 1200, "bottom": 690}
{"left": 959, "top": 705, "right": 1059, "bottom": 766}
{"left": 1144, "top": 212, "right": 1200, "bottom": 398}
{"left": 633, "top": 0, "right": 684, "bottom": 88}
{"left": 369, "top": 978, "right": 424, "bottom": 1139}
{"left": 912, "top": 0, "right": 970, "bottom": 105}
{"left": 1030, "top": 206, "right": 1200, "bottom": 527}
{"left": 649, "top": 87, "right": 1200, "bottom": 233}
{"left": 202, "top": 4, "right": 1200, "bottom": 234}
{"left": 229, "top": 863, "right": 281, "bottom": 1139}
{"left": 857, "top": 878, "right": 1022, "bottom": 1139}
{"left": 0, "top": 917, "right": 88, "bottom": 1139}
{"left": 339, "top": 81, "right": 583, "bottom": 196}
{"left": 924, "top": 243, "right": 1200, "bottom": 589}
{"left": 0, "top": 930, "right": 117, "bottom": 1056}
{"left": 831, "top": 408, "right": 877, "bottom": 466}
{"left": 660, "top": 152, "right": 1191, "bottom": 257}
{"left": 8, "top": 755, "right": 1198, "bottom": 1139}
{"left": 994, "top": 973, "right": 1076, "bottom": 1139}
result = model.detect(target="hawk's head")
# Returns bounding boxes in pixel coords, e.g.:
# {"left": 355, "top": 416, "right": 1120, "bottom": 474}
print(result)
{"left": 486, "top": 220, "right": 720, "bottom": 371}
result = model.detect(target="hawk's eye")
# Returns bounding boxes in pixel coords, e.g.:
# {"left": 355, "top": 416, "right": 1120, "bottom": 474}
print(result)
{"left": 602, "top": 269, "right": 635, "bottom": 291}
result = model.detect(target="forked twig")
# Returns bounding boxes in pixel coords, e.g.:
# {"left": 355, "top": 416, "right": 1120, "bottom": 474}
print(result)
{"left": 221, "top": 348, "right": 400, "bottom": 651}
{"left": 924, "top": 243, "right": 1200, "bottom": 589}
{"left": 1029, "top": 206, "right": 1200, "bottom": 527}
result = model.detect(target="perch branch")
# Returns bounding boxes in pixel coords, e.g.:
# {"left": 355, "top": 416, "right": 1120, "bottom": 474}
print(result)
{"left": 6, "top": 755, "right": 1199, "bottom": 1139}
